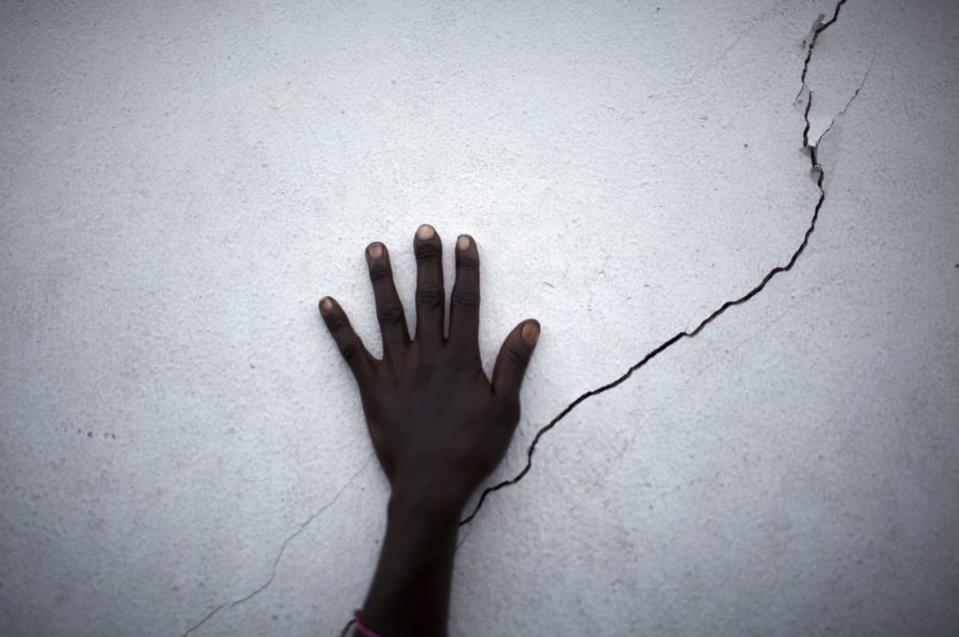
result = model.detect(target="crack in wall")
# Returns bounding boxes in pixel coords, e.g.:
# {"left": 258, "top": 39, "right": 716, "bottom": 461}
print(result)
{"left": 812, "top": 63, "right": 871, "bottom": 149}
{"left": 180, "top": 455, "right": 373, "bottom": 637}
{"left": 798, "top": 0, "right": 847, "bottom": 100}
{"left": 459, "top": 0, "right": 859, "bottom": 527}
{"left": 338, "top": 4, "right": 861, "bottom": 634}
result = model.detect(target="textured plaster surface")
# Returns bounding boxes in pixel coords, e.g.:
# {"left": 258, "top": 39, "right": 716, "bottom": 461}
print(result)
{"left": 2, "top": 1, "right": 958, "bottom": 636}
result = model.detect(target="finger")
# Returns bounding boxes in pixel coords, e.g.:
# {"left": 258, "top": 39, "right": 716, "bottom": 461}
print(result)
{"left": 413, "top": 224, "right": 444, "bottom": 348}
{"left": 491, "top": 319, "right": 540, "bottom": 400}
{"left": 448, "top": 234, "right": 480, "bottom": 351}
{"left": 366, "top": 241, "right": 410, "bottom": 359}
{"left": 319, "top": 296, "right": 374, "bottom": 383}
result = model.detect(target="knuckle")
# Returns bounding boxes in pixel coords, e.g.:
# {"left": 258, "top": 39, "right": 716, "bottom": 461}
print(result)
{"left": 503, "top": 342, "right": 530, "bottom": 368}
{"left": 451, "top": 287, "right": 479, "bottom": 307}
{"left": 415, "top": 286, "right": 444, "bottom": 309}
{"left": 376, "top": 301, "right": 405, "bottom": 324}
{"left": 325, "top": 314, "right": 348, "bottom": 332}
{"left": 414, "top": 242, "right": 441, "bottom": 261}
{"left": 413, "top": 364, "right": 435, "bottom": 383}
{"left": 338, "top": 339, "right": 359, "bottom": 360}
{"left": 456, "top": 253, "right": 479, "bottom": 270}
{"left": 451, "top": 349, "right": 482, "bottom": 372}
{"left": 369, "top": 262, "right": 391, "bottom": 281}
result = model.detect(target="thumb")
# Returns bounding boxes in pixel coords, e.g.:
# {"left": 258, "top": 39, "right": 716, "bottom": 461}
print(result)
{"left": 491, "top": 319, "right": 540, "bottom": 399}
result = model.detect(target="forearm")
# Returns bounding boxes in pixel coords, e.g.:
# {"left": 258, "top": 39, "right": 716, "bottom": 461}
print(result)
{"left": 357, "top": 489, "right": 462, "bottom": 637}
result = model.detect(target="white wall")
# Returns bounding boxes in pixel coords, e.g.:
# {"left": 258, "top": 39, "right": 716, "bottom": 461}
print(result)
{"left": 2, "top": 1, "right": 958, "bottom": 635}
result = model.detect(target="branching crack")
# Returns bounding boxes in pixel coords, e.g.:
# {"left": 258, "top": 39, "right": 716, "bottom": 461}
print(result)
{"left": 459, "top": 0, "right": 860, "bottom": 527}
{"left": 180, "top": 455, "right": 373, "bottom": 637}
{"left": 814, "top": 64, "right": 870, "bottom": 148}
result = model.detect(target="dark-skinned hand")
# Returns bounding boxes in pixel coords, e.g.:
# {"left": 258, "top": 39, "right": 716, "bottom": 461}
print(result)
{"left": 319, "top": 224, "right": 539, "bottom": 636}
{"left": 319, "top": 224, "right": 539, "bottom": 508}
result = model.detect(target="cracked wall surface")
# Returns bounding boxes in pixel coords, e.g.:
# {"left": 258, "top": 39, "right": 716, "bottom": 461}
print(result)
{"left": 2, "top": 1, "right": 958, "bottom": 635}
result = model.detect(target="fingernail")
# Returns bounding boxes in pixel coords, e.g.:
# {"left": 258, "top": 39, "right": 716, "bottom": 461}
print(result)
{"left": 368, "top": 243, "right": 383, "bottom": 258}
{"left": 457, "top": 235, "right": 471, "bottom": 251}
{"left": 319, "top": 297, "right": 333, "bottom": 314}
{"left": 521, "top": 321, "right": 540, "bottom": 346}
{"left": 416, "top": 224, "right": 435, "bottom": 240}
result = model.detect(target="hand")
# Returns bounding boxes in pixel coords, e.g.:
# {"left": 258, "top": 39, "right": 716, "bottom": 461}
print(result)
{"left": 320, "top": 224, "right": 540, "bottom": 512}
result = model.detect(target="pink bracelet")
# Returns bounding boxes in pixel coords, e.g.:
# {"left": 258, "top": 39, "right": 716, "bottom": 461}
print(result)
{"left": 353, "top": 610, "right": 383, "bottom": 637}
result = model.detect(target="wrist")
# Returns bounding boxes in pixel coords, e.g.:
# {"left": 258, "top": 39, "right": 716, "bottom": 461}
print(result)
{"left": 361, "top": 482, "right": 462, "bottom": 635}
{"left": 388, "top": 482, "right": 465, "bottom": 526}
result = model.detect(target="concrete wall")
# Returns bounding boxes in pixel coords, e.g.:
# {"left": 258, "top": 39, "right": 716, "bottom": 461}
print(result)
{"left": 2, "top": 1, "right": 957, "bottom": 635}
